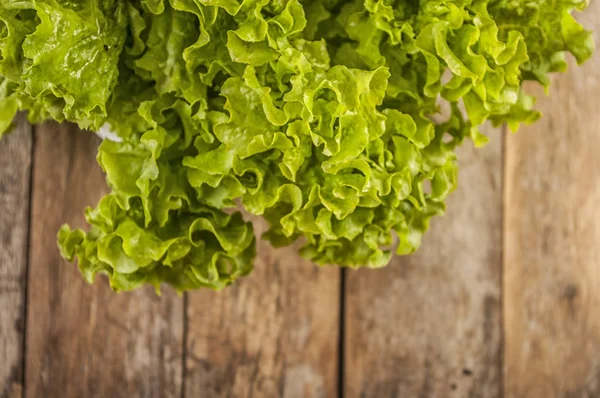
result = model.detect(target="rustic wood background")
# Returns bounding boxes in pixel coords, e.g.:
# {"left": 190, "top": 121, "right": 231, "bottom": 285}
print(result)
{"left": 1, "top": 8, "right": 599, "bottom": 398}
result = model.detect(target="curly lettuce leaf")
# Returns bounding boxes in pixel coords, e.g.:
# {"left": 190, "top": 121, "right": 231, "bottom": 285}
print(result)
{"left": 58, "top": 195, "right": 256, "bottom": 292}
{"left": 0, "top": 0, "right": 594, "bottom": 291}
{"left": 0, "top": 0, "right": 127, "bottom": 132}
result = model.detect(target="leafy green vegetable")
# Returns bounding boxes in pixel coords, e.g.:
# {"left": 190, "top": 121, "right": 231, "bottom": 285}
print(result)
{"left": 0, "top": 0, "right": 593, "bottom": 292}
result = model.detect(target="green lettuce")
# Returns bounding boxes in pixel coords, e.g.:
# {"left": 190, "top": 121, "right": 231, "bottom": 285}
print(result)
{"left": 0, "top": 0, "right": 593, "bottom": 292}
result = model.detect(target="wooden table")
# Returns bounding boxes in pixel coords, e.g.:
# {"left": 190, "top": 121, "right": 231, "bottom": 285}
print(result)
{"left": 1, "top": 10, "right": 599, "bottom": 398}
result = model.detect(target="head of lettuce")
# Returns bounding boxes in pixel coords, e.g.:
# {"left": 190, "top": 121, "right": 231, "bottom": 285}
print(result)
{"left": 0, "top": 0, "right": 593, "bottom": 292}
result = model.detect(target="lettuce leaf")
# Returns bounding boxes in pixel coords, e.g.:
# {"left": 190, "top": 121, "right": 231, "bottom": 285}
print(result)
{"left": 0, "top": 0, "right": 593, "bottom": 291}
{"left": 0, "top": 0, "right": 127, "bottom": 130}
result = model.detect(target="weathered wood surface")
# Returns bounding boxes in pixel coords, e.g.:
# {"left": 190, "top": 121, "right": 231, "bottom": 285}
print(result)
{"left": 1, "top": 11, "right": 600, "bottom": 398}
{"left": 185, "top": 216, "right": 340, "bottom": 398}
{"left": 24, "top": 123, "right": 184, "bottom": 398}
{"left": 503, "top": 6, "right": 600, "bottom": 398}
{"left": 344, "top": 125, "right": 504, "bottom": 398}
{"left": 0, "top": 116, "right": 32, "bottom": 398}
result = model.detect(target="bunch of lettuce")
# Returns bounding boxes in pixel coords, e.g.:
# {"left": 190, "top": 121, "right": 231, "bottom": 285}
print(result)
{"left": 0, "top": 0, "right": 593, "bottom": 292}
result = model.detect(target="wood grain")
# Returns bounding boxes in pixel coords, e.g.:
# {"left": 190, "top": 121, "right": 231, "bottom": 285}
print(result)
{"left": 184, "top": 215, "right": 340, "bottom": 398}
{"left": 24, "top": 123, "right": 184, "bottom": 398}
{"left": 0, "top": 116, "right": 32, "bottom": 398}
{"left": 503, "top": 7, "right": 600, "bottom": 398}
{"left": 345, "top": 126, "right": 504, "bottom": 398}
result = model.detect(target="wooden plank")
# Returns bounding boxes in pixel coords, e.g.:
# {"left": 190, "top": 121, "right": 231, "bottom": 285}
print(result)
{"left": 184, "top": 216, "right": 340, "bottom": 398}
{"left": 345, "top": 126, "right": 503, "bottom": 397}
{"left": 25, "top": 123, "right": 184, "bottom": 398}
{"left": 503, "top": 8, "right": 600, "bottom": 397}
{"left": 0, "top": 116, "right": 32, "bottom": 398}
